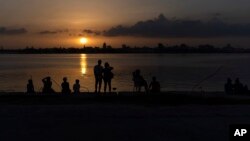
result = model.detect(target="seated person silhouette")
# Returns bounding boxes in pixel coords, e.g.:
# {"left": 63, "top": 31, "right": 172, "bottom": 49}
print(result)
{"left": 27, "top": 79, "right": 35, "bottom": 94}
{"left": 42, "top": 77, "right": 55, "bottom": 94}
{"left": 224, "top": 78, "right": 233, "bottom": 95}
{"left": 149, "top": 77, "right": 161, "bottom": 93}
{"left": 132, "top": 69, "right": 148, "bottom": 92}
{"left": 234, "top": 78, "right": 244, "bottom": 94}
{"left": 73, "top": 79, "right": 80, "bottom": 95}
{"left": 61, "top": 77, "right": 71, "bottom": 95}
{"left": 243, "top": 85, "right": 249, "bottom": 94}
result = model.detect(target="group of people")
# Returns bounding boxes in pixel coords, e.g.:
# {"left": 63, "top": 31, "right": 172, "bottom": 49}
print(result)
{"left": 94, "top": 60, "right": 114, "bottom": 93}
{"left": 26, "top": 59, "right": 161, "bottom": 95}
{"left": 27, "top": 77, "right": 81, "bottom": 95}
{"left": 132, "top": 69, "right": 161, "bottom": 93}
{"left": 224, "top": 78, "right": 249, "bottom": 95}
{"left": 27, "top": 59, "right": 115, "bottom": 94}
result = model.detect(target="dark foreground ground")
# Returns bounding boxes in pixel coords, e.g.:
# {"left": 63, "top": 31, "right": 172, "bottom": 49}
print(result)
{"left": 0, "top": 92, "right": 250, "bottom": 141}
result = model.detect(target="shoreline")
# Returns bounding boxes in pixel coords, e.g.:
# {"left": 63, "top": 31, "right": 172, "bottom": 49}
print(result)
{"left": 0, "top": 91, "right": 250, "bottom": 105}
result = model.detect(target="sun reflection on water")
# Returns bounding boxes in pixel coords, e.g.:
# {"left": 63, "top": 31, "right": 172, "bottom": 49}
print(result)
{"left": 81, "top": 54, "right": 87, "bottom": 75}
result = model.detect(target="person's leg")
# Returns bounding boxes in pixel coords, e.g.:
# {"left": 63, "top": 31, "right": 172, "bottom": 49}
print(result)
{"left": 144, "top": 83, "right": 148, "bottom": 93}
{"left": 138, "top": 86, "right": 141, "bottom": 92}
{"left": 135, "top": 82, "right": 139, "bottom": 92}
{"left": 95, "top": 77, "right": 98, "bottom": 92}
{"left": 104, "top": 80, "right": 107, "bottom": 93}
{"left": 98, "top": 78, "right": 102, "bottom": 93}
{"left": 135, "top": 85, "right": 139, "bottom": 92}
{"left": 108, "top": 80, "right": 112, "bottom": 92}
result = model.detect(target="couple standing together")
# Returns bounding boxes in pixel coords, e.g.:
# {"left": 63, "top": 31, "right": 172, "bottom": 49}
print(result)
{"left": 94, "top": 60, "right": 114, "bottom": 93}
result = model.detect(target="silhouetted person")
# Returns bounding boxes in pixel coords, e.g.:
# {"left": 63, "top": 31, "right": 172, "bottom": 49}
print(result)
{"left": 243, "top": 85, "right": 249, "bottom": 95}
{"left": 142, "top": 77, "right": 149, "bottom": 93}
{"left": 132, "top": 69, "right": 148, "bottom": 92}
{"left": 94, "top": 60, "right": 103, "bottom": 93}
{"left": 73, "top": 79, "right": 80, "bottom": 95}
{"left": 61, "top": 77, "right": 71, "bottom": 95}
{"left": 133, "top": 69, "right": 141, "bottom": 92}
{"left": 27, "top": 79, "right": 35, "bottom": 94}
{"left": 149, "top": 77, "right": 161, "bottom": 93}
{"left": 234, "top": 78, "right": 244, "bottom": 94}
{"left": 224, "top": 78, "right": 233, "bottom": 95}
{"left": 103, "top": 62, "right": 114, "bottom": 93}
{"left": 42, "top": 77, "right": 55, "bottom": 94}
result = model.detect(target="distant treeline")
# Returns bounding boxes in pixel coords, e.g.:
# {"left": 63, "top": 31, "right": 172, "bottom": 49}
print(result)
{"left": 1, "top": 43, "right": 250, "bottom": 54}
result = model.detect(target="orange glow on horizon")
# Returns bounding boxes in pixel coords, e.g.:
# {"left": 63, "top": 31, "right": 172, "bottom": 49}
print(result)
{"left": 80, "top": 37, "right": 88, "bottom": 44}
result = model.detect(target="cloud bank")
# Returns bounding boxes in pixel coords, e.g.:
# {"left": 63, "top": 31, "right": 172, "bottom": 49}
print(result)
{"left": 103, "top": 14, "right": 250, "bottom": 38}
{"left": 39, "top": 29, "right": 69, "bottom": 35}
{"left": 0, "top": 27, "right": 27, "bottom": 35}
{"left": 82, "top": 29, "right": 101, "bottom": 36}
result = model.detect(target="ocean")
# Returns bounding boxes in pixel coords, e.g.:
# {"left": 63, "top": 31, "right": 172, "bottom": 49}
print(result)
{"left": 0, "top": 53, "right": 250, "bottom": 92}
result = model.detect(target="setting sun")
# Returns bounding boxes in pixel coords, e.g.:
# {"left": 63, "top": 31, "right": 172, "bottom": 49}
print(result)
{"left": 80, "top": 37, "right": 88, "bottom": 44}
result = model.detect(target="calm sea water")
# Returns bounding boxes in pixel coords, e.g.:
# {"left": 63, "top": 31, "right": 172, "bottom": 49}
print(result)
{"left": 0, "top": 54, "right": 250, "bottom": 92}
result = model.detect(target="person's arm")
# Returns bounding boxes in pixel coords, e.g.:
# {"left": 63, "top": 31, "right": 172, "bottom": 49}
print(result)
{"left": 42, "top": 77, "right": 47, "bottom": 82}
{"left": 149, "top": 82, "right": 152, "bottom": 89}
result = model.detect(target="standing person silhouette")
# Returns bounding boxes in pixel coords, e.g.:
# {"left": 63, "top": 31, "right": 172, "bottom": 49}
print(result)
{"left": 73, "top": 79, "right": 80, "bottom": 95}
{"left": 61, "top": 77, "right": 71, "bottom": 95}
{"left": 42, "top": 76, "right": 54, "bottom": 94}
{"left": 133, "top": 70, "right": 141, "bottom": 92}
{"left": 103, "top": 62, "right": 114, "bottom": 93}
{"left": 94, "top": 60, "right": 104, "bottom": 93}
{"left": 27, "top": 79, "right": 35, "bottom": 94}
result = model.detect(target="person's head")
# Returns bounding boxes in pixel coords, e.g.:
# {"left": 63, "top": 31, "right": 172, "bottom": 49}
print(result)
{"left": 63, "top": 77, "right": 67, "bottom": 82}
{"left": 47, "top": 77, "right": 51, "bottom": 81}
{"left": 28, "top": 79, "right": 33, "bottom": 84}
{"left": 152, "top": 76, "right": 156, "bottom": 81}
{"left": 227, "top": 78, "right": 232, "bottom": 83}
{"left": 76, "top": 79, "right": 80, "bottom": 84}
{"left": 98, "top": 60, "right": 102, "bottom": 65}
{"left": 105, "top": 62, "right": 109, "bottom": 68}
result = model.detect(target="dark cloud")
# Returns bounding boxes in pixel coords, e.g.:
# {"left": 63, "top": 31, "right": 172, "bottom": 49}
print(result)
{"left": 103, "top": 14, "right": 250, "bottom": 38}
{"left": 39, "top": 29, "right": 69, "bottom": 35}
{"left": 82, "top": 29, "right": 101, "bottom": 36}
{"left": 0, "top": 27, "right": 27, "bottom": 35}
{"left": 39, "top": 30, "right": 58, "bottom": 34}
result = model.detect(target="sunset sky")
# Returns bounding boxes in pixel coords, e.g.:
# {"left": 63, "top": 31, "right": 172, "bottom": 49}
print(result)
{"left": 1, "top": 0, "right": 250, "bottom": 48}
